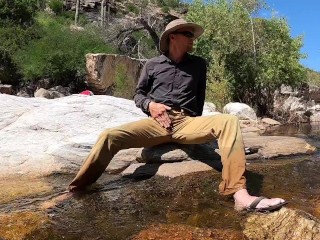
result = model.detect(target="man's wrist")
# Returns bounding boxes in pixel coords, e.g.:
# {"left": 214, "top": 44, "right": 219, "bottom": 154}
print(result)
{"left": 143, "top": 99, "right": 151, "bottom": 112}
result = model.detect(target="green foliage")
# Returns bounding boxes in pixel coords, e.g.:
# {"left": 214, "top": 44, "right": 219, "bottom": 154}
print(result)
{"left": 113, "top": 64, "right": 136, "bottom": 99}
{"left": 0, "top": 0, "right": 42, "bottom": 84}
{"left": 156, "top": 0, "right": 182, "bottom": 9}
{"left": 187, "top": 0, "right": 306, "bottom": 116}
{"left": 48, "top": 0, "right": 64, "bottom": 15}
{"left": 13, "top": 13, "right": 116, "bottom": 86}
{"left": 0, "top": 22, "right": 39, "bottom": 61}
{"left": 306, "top": 68, "right": 320, "bottom": 86}
{"left": 0, "top": 0, "right": 42, "bottom": 25}
{"left": 127, "top": 3, "right": 139, "bottom": 14}
{"left": 161, "top": 6, "right": 170, "bottom": 13}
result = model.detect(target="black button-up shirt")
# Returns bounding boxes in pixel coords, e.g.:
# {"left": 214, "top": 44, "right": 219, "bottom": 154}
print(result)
{"left": 134, "top": 54, "right": 207, "bottom": 116}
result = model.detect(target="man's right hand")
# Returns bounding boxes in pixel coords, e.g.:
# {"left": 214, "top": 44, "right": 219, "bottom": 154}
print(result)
{"left": 148, "top": 102, "right": 172, "bottom": 129}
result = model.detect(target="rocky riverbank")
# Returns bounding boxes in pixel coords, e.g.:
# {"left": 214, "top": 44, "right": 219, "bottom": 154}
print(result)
{"left": 0, "top": 94, "right": 319, "bottom": 239}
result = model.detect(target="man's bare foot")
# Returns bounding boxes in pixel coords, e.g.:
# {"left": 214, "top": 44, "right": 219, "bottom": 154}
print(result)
{"left": 233, "top": 189, "right": 286, "bottom": 211}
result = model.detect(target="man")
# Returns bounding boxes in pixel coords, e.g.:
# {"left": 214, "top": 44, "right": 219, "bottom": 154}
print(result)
{"left": 69, "top": 19, "right": 286, "bottom": 212}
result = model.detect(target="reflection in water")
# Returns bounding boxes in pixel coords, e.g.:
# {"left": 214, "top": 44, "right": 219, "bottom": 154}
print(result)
{"left": 0, "top": 124, "right": 319, "bottom": 239}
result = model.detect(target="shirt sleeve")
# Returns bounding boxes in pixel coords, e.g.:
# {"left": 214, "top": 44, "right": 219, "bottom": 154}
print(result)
{"left": 134, "top": 61, "right": 153, "bottom": 115}
{"left": 196, "top": 58, "right": 207, "bottom": 116}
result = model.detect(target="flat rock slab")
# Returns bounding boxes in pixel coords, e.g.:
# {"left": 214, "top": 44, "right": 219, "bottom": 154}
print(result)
{"left": 243, "top": 135, "right": 317, "bottom": 159}
{"left": 0, "top": 94, "right": 317, "bottom": 178}
{"left": 244, "top": 208, "right": 320, "bottom": 240}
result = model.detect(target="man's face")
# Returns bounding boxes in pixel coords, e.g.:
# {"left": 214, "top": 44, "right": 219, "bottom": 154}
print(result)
{"left": 169, "top": 27, "right": 195, "bottom": 53}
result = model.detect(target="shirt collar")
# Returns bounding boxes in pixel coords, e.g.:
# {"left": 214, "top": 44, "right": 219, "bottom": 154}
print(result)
{"left": 159, "top": 53, "right": 193, "bottom": 64}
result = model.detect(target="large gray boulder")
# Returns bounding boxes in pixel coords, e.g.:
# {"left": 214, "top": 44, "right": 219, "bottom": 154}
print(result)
{"left": 223, "top": 102, "right": 257, "bottom": 121}
{"left": 0, "top": 94, "right": 316, "bottom": 178}
{"left": 0, "top": 94, "right": 145, "bottom": 177}
{"left": 86, "top": 54, "right": 144, "bottom": 94}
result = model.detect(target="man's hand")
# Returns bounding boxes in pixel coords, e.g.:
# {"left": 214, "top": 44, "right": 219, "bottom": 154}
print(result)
{"left": 148, "top": 102, "right": 172, "bottom": 129}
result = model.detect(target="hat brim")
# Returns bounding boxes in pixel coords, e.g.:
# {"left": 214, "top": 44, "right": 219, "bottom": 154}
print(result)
{"left": 159, "top": 22, "right": 204, "bottom": 53}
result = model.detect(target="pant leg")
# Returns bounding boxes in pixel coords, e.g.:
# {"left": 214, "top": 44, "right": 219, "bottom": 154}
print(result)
{"left": 69, "top": 118, "right": 171, "bottom": 191}
{"left": 172, "top": 114, "right": 246, "bottom": 195}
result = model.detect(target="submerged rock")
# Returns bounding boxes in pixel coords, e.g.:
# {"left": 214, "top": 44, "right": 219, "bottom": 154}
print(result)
{"left": 132, "top": 223, "right": 245, "bottom": 240}
{"left": 244, "top": 208, "right": 320, "bottom": 240}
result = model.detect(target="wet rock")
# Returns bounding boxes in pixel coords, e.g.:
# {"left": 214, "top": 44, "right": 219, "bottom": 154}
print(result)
{"left": 243, "top": 135, "right": 317, "bottom": 159}
{"left": 243, "top": 208, "right": 320, "bottom": 240}
{"left": 223, "top": 102, "right": 257, "bottom": 121}
{"left": 132, "top": 223, "right": 245, "bottom": 240}
{"left": 0, "top": 211, "right": 49, "bottom": 240}
{"left": 0, "top": 177, "right": 52, "bottom": 205}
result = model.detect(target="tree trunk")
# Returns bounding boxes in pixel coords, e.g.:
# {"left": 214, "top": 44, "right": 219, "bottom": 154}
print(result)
{"left": 75, "top": 0, "right": 80, "bottom": 25}
{"left": 101, "top": 0, "right": 106, "bottom": 27}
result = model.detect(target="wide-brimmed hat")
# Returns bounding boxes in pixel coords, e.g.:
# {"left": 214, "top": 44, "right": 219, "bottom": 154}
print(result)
{"left": 159, "top": 18, "right": 204, "bottom": 53}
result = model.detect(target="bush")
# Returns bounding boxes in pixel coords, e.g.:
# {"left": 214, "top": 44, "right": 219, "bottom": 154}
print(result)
{"left": 161, "top": 6, "right": 170, "bottom": 13}
{"left": 48, "top": 0, "right": 64, "bottom": 14}
{"left": 127, "top": 3, "right": 139, "bottom": 14}
{"left": 113, "top": 64, "right": 136, "bottom": 99}
{"left": 13, "top": 13, "right": 116, "bottom": 87}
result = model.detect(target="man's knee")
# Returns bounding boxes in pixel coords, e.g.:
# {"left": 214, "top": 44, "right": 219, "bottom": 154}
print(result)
{"left": 98, "top": 128, "right": 118, "bottom": 143}
{"left": 214, "top": 114, "right": 239, "bottom": 123}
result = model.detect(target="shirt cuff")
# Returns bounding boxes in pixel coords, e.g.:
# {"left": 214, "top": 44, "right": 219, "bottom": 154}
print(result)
{"left": 142, "top": 99, "right": 151, "bottom": 112}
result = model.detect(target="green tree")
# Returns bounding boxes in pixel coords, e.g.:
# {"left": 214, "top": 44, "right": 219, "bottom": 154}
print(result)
{"left": 0, "top": 0, "right": 42, "bottom": 84}
{"left": 13, "top": 13, "right": 116, "bottom": 88}
{"left": 187, "top": 0, "right": 306, "bottom": 116}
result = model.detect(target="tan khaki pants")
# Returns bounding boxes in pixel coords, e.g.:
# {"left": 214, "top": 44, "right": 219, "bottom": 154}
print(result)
{"left": 69, "top": 110, "right": 246, "bottom": 195}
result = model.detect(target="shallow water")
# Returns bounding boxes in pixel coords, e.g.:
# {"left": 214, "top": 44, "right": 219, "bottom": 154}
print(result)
{"left": 1, "top": 124, "right": 320, "bottom": 239}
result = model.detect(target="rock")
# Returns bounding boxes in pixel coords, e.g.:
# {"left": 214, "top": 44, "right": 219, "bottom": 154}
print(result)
{"left": 0, "top": 94, "right": 316, "bottom": 178}
{"left": 311, "top": 112, "right": 320, "bottom": 122}
{"left": 136, "top": 143, "right": 194, "bottom": 163}
{"left": 121, "top": 160, "right": 216, "bottom": 178}
{"left": 203, "top": 102, "right": 217, "bottom": 113}
{"left": 34, "top": 88, "right": 52, "bottom": 98}
{"left": 37, "top": 78, "right": 51, "bottom": 89}
{"left": 106, "top": 148, "right": 140, "bottom": 174}
{"left": 261, "top": 118, "right": 281, "bottom": 126}
{"left": 132, "top": 223, "right": 244, "bottom": 240}
{"left": 280, "top": 84, "right": 298, "bottom": 95}
{"left": 86, "top": 53, "right": 145, "bottom": 94}
{"left": 48, "top": 85, "right": 71, "bottom": 96}
{"left": 243, "top": 208, "right": 320, "bottom": 240}
{"left": 70, "top": 24, "right": 85, "bottom": 32}
{"left": 243, "top": 135, "right": 317, "bottom": 159}
{"left": 223, "top": 102, "right": 257, "bottom": 121}
{"left": 309, "top": 85, "right": 320, "bottom": 103}
{"left": 0, "top": 94, "right": 145, "bottom": 177}
{"left": 34, "top": 87, "right": 68, "bottom": 99}
{"left": 0, "top": 84, "right": 13, "bottom": 95}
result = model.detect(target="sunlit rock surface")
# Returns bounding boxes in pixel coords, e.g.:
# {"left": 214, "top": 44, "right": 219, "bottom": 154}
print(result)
{"left": 0, "top": 94, "right": 317, "bottom": 179}
{"left": 244, "top": 208, "right": 320, "bottom": 240}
